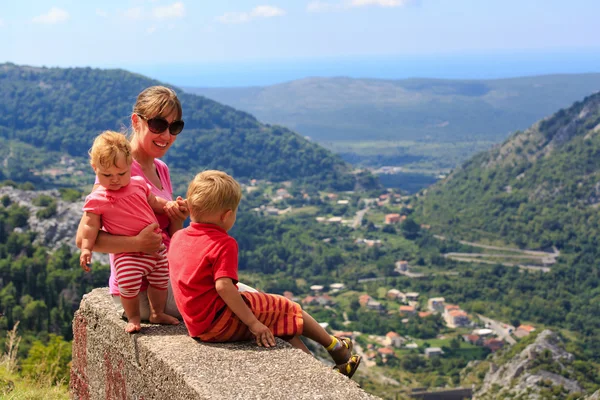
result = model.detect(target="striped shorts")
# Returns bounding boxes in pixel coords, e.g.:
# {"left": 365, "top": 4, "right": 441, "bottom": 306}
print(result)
{"left": 197, "top": 292, "right": 304, "bottom": 342}
{"left": 114, "top": 248, "right": 169, "bottom": 299}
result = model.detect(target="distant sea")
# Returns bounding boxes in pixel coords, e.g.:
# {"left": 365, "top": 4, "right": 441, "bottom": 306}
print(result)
{"left": 122, "top": 50, "right": 600, "bottom": 88}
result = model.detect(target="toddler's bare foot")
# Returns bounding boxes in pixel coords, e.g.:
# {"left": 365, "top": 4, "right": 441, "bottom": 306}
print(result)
{"left": 125, "top": 317, "right": 141, "bottom": 333}
{"left": 149, "top": 313, "right": 179, "bottom": 325}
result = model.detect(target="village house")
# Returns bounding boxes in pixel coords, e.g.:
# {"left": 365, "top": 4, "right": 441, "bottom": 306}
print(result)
{"left": 445, "top": 309, "right": 470, "bottom": 328}
{"left": 515, "top": 324, "right": 536, "bottom": 338}
{"left": 358, "top": 294, "right": 372, "bottom": 307}
{"left": 418, "top": 311, "right": 433, "bottom": 318}
{"left": 395, "top": 260, "right": 409, "bottom": 272}
{"left": 463, "top": 334, "right": 483, "bottom": 346}
{"left": 384, "top": 332, "right": 404, "bottom": 348}
{"left": 385, "top": 213, "right": 401, "bottom": 224}
{"left": 399, "top": 305, "right": 416, "bottom": 316}
{"left": 377, "top": 347, "right": 396, "bottom": 361}
{"left": 484, "top": 338, "right": 505, "bottom": 352}
{"left": 367, "top": 299, "right": 384, "bottom": 311}
{"left": 387, "top": 288, "right": 403, "bottom": 300}
{"left": 427, "top": 297, "right": 446, "bottom": 313}
{"left": 337, "top": 199, "right": 350, "bottom": 205}
{"left": 425, "top": 347, "right": 444, "bottom": 358}
{"left": 329, "top": 283, "right": 345, "bottom": 293}
{"left": 405, "top": 292, "right": 420, "bottom": 302}
{"left": 327, "top": 216, "right": 343, "bottom": 223}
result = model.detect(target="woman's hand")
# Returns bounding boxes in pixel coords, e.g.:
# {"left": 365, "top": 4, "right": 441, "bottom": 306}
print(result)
{"left": 164, "top": 196, "right": 189, "bottom": 224}
{"left": 135, "top": 222, "right": 164, "bottom": 254}
{"left": 248, "top": 321, "right": 276, "bottom": 348}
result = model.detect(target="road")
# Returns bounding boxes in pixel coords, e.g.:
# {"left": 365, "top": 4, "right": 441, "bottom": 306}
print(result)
{"left": 478, "top": 314, "right": 516, "bottom": 345}
{"left": 434, "top": 235, "right": 560, "bottom": 258}
{"left": 352, "top": 207, "right": 369, "bottom": 229}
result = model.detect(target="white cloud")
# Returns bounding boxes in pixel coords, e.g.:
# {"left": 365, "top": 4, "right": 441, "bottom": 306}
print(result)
{"left": 251, "top": 5, "right": 285, "bottom": 18}
{"left": 153, "top": 2, "right": 185, "bottom": 19}
{"left": 32, "top": 7, "right": 70, "bottom": 24}
{"left": 96, "top": 9, "right": 108, "bottom": 17}
{"left": 308, "top": 0, "right": 413, "bottom": 12}
{"left": 217, "top": 5, "right": 285, "bottom": 24}
{"left": 351, "top": 0, "right": 411, "bottom": 7}
{"left": 0, "top": 18, "right": 4, "bottom": 28}
{"left": 123, "top": 7, "right": 144, "bottom": 20}
{"left": 146, "top": 26, "right": 157, "bottom": 34}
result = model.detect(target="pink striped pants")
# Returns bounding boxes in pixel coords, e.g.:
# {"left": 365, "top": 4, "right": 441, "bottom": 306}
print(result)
{"left": 114, "top": 249, "right": 169, "bottom": 299}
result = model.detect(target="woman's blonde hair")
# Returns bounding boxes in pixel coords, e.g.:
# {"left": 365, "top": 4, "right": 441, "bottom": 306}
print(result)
{"left": 89, "top": 131, "right": 133, "bottom": 169}
{"left": 187, "top": 170, "right": 242, "bottom": 220}
{"left": 131, "top": 86, "right": 183, "bottom": 137}
{"left": 133, "top": 86, "right": 182, "bottom": 121}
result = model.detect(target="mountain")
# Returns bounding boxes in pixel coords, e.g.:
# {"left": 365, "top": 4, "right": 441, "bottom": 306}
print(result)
{"left": 0, "top": 63, "right": 369, "bottom": 191}
{"left": 184, "top": 75, "right": 600, "bottom": 168}
{"left": 416, "top": 91, "right": 600, "bottom": 254}
{"left": 413, "top": 92, "right": 600, "bottom": 362}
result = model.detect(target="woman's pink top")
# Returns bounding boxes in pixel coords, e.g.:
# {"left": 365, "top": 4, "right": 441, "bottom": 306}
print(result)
{"left": 93, "top": 159, "right": 174, "bottom": 295}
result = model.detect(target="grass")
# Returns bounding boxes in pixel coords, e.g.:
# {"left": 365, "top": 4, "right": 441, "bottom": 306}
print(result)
{"left": 0, "top": 365, "right": 69, "bottom": 400}
{"left": 0, "top": 323, "right": 69, "bottom": 400}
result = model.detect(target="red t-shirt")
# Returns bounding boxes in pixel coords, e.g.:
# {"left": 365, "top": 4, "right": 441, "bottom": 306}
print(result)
{"left": 168, "top": 223, "right": 239, "bottom": 337}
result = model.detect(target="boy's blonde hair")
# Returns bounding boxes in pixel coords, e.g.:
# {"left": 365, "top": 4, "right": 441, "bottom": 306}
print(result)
{"left": 89, "top": 131, "right": 133, "bottom": 169}
{"left": 187, "top": 170, "right": 242, "bottom": 220}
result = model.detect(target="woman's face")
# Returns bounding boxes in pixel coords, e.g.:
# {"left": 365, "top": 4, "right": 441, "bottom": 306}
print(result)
{"left": 132, "top": 109, "right": 179, "bottom": 159}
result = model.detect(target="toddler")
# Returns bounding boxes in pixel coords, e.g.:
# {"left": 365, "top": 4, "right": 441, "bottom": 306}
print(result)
{"left": 79, "top": 131, "right": 180, "bottom": 333}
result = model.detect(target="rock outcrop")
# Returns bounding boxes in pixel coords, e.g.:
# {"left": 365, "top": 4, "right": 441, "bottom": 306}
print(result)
{"left": 0, "top": 186, "right": 109, "bottom": 264}
{"left": 475, "top": 330, "right": 592, "bottom": 399}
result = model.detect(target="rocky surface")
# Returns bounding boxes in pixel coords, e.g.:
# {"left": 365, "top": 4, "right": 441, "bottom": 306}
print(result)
{"left": 0, "top": 186, "right": 109, "bottom": 264}
{"left": 474, "top": 330, "right": 594, "bottom": 399}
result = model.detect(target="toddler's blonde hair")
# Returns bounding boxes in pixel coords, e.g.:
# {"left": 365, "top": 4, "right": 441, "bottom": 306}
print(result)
{"left": 187, "top": 170, "right": 242, "bottom": 220}
{"left": 89, "top": 131, "right": 133, "bottom": 169}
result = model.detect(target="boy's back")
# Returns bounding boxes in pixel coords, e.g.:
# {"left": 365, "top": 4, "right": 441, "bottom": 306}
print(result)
{"left": 168, "top": 222, "right": 239, "bottom": 337}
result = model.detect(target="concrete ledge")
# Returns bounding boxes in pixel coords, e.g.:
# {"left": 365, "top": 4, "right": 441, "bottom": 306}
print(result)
{"left": 71, "top": 288, "right": 378, "bottom": 400}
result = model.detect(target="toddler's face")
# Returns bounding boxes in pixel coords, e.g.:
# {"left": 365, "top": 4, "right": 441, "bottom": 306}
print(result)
{"left": 94, "top": 154, "right": 132, "bottom": 191}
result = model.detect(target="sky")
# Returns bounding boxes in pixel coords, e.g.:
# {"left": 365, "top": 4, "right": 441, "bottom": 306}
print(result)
{"left": 1, "top": 1, "right": 600, "bottom": 86}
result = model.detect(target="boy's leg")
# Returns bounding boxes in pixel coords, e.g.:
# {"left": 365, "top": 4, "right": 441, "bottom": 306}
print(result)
{"left": 299, "top": 310, "right": 333, "bottom": 347}
{"left": 300, "top": 310, "right": 361, "bottom": 378}
{"left": 285, "top": 336, "right": 311, "bottom": 355}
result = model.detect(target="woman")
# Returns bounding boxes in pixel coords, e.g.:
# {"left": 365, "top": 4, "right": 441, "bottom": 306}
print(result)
{"left": 76, "top": 86, "right": 187, "bottom": 320}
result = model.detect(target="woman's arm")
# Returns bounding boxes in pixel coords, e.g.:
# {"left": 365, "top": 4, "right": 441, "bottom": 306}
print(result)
{"left": 75, "top": 217, "right": 163, "bottom": 254}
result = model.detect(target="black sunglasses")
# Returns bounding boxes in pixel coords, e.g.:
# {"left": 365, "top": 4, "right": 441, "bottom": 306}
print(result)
{"left": 138, "top": 114, "right": 185, "bottom": 136}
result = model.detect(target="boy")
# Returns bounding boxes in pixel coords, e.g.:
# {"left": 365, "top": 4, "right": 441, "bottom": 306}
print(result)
{"left": 168, "top": 170, "right": 361, "bottom": 378}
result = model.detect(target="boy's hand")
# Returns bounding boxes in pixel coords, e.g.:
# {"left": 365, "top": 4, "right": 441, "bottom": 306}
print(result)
{"left": 80, "top": 250, "right": 92, "bottom": 272}
{"left": 164, "top": 196, "right": 189, "bottom": 223}
{"left": 249, "top": 321, "right": 276, "bottom": 348}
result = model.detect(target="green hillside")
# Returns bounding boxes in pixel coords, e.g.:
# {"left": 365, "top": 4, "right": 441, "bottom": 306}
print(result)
{"left": 0, "top": 63, "right": 365, "bottom": 191}
{"left": 185, "top": 74, "right": 600, "bottom": 168}
{"left": 413, "top": 93, "right": 600, "bottom": 358}
{"left": 416, "top": 92, "right": 600, "bottom": 254}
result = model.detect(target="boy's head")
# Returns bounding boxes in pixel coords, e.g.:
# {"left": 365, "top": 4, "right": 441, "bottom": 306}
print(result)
{"left": 187, "top": 170, "right": 242, "bottom": 230}
{"left": 89, "top": 131, "right": 133, "bottom": 191}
